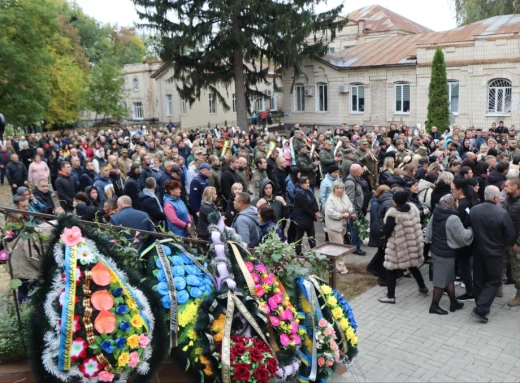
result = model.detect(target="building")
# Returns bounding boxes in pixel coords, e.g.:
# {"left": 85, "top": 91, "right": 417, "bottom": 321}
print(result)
{"left": 284, "top": 5, "right": 520, "bottom": 129}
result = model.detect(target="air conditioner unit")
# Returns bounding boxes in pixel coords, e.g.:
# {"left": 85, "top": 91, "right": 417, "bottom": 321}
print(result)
{"left": 304, "top": 88, "right": 313, "bottom": 97}
{"left": 339, "top": 85, "right": 349, "bottom": 93}
{"left": 265, "top": 89, "right": 273, "bottom": 97}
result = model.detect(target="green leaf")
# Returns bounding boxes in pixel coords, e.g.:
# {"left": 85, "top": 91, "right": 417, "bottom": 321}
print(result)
{"left": 95, "top": 336, "right": 103, "bottom": 345}
{"left": 20, "top": 232, "right": 33, "bottom": 240}
{"left": 9, "top": 279, "right": 22, "bottom": 289}
{"left": 89, "top": 343, "right": 100, "bottom": 350}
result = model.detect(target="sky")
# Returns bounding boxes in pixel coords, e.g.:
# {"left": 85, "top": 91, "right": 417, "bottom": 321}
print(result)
{"left": 76, "top": 0, "right": 458, "bottom": 32}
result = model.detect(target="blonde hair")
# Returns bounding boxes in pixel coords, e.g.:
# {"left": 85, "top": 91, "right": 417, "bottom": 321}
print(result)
{"left": 382, "top": 157, "right": 395, "bottom": 172}
{"left": 202, "top": 186, "right": 216, "bottom": 202}
{"left": 231, "top": 182, "right": 243, "bottom": 196}
{"left": 332, "top": 180, "right": 344, "bottom": 193}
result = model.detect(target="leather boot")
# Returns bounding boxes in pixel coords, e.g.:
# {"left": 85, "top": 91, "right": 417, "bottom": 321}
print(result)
{"left": 496, "top": 285, "right": 504, "bottom": 297}
{"left": 507, "top": 290, "right": 520, "bottom": 307}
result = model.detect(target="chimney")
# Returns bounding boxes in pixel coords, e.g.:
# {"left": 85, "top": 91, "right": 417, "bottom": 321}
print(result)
{"left": 358, "top": 19, "right": 366, "bottom": 36}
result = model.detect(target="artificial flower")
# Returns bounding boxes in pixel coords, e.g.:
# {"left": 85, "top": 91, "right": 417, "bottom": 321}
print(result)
{"left": 175, "top": 277, "right": 186, "bottom": 291}
{"left": 0, "top": 250, "right": 10, "bottom": 261}
{"left": 156, "top": 269, "right": 166, "bottom": 282}
{"left": 98, "top": 371, "right": 115, "bottom": 382}
{"left": 156, "top": 282, "right": 169, "bottom": 296}
{"left": 112, "top": 288, "right": 123, "bottom": 297}
{"left": 177, "top": 290, "right": 189, "bottom": 305}
{"left": 77, "top": 245, "right": 96, "bottom": 265}
{"left": 290, "top": 334, "right": 302, "bottom": 345}
{"left": 70, "top": 337, "right": 87, "bottom": 360}
{"left": 94, "top": 310, "right": 116, "bottom": 334}
{"left": 269, "top": 316, "right": 280, "bottom": 327}
{"left": 138, "top": 334, "right": 150, "bottom": 348}
{"left": 324, "top": 326, "right": 334, "bottom": 337}
{"left": 129, "top": 351, "right": 140, "bottom": 367}
{"left": 172, "top": 266, "right": 184, "bottom": 277}
{"left": 256, "top": 285, "right": 265, "bottom": 297}
{"left": 332, "top": 307, "right": 343, "bottom": 320}
{"left": 79, "top": 357, "right": 101, "bottom": 378}
{"left": 130, "top": 313, "right": 144, "bottom": 329}
{"left": 115, "top": 337, "right": 127, "bottom": 348}
{"left": 116, "top": 305, "right": 129, "bottom": 315}
{"left": 118, "top": 352, "right": 130, "bottom": 367}
{"left": 189, "top": 287, "right": 202, "bottom": 298}
{"left": 318, "top": 318, "right": 328, "bottom": 328}
{"left": 256, "top": 264, "right": 268, "bottom": 274}
{"left": 267, "top": 357, "right": 279, "bottom": 374}
{"left": 245, "top": 261, "right": 254, "bottom": 273}
{"left": 171, "top": 255, "right": 184, "bottom": 266}
{"left": 185, "top": 265, "right": 197, "bottom": 275}
{"left": 318, "top": 357, "right": 325, "bottom": 367}
{"left": 186, "top": 275, "right": 200, "bottom": 286}
{"left": 254, "top": 365, "right": 270, "bottom": 383}
{"left": 321, "top": 285, "right": 332, "bottom": 295}
{"left": 60, "top": 226, "right": 83, "bottom": 247}
{"left": 127, "top": 334, "right": 139, "bottom": 349}
{"left": 101, "top": 340, "right": 114, "bottom": 354}
{"left": 3, "top": 231, "right": 14, "bottom": 239}
{"left": 92, "top": 262, "right": 111, "bottom": 286}
{"left": 161, "top": 295, "right": 170, "bottom": 309}
{"left": 120, "top": 321, "right": 131, "bottom": 331}
{"left": 280, "top": 333, "right": 290, "bottom": 347}
{"left": 327, "top": 295, "right": 338, "bottom": 306}
{"left": 91, "top": 290, "right": 114, "bottom": 311}
{"left": 233, "top": 362, "right": 251, "bottom": 381}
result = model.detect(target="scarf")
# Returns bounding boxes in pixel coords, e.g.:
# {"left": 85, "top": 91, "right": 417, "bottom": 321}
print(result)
{"left": 439, "top": 194, "right": 457, "bottom": 210}
{"left": 143, "top": 189, "right": 163, "bottom": 212}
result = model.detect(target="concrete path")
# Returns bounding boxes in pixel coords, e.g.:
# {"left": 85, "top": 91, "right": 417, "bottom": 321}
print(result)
{"left": 332, "top": 265, "right": 520, "bottom": 383}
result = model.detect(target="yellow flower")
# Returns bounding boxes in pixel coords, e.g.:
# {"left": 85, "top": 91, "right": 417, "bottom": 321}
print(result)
{"left": 350, "top": 333, "right": 358, "bottom": 345}
{"left": 127, "top": 300, "right": 138, "bottom": 310}
{"left": 332, "top": 307, "right": 343, "bottom": 320}
{"left": 118, "top": 352, "right": 130, "bottom": 367}
{"left": 346, "top": 327, "right": 356, "bottom": 341}
{"left": 130, "top": 314, "right": 144, "bottom": 329}
{"left": 321, "top": 285, "right": 332, "bottom": 295}
{"left": 127, "top": 334, "right": 139, "bottom": 348}
{"left": 340, "top": 318, "right": 350, "bottom": 331}
{"left": 110, "top": 271, "right": 118, "bottom": 284}
{"left": 187, "top": 327, "right": 197, "bottom": 341}
{"left": 327, "top": 296, "right": 338, "bottom": 307}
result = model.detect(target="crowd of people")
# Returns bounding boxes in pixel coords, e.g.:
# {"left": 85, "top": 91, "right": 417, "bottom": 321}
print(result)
{"left": 2, "top": 120, "right": 520, "bottom": 323}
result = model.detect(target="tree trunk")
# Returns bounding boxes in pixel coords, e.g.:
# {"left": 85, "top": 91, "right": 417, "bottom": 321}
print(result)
{"left": 232, "top": 16, "right": 248, "bottom": 131}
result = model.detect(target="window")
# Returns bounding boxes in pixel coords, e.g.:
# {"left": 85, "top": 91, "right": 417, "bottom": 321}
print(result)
{"left": 270, "top": 93, "right": 277, "bottom": 111}
{"left": 351, "top": 84, "right": 365, "bottom": 113}
{"left": 182, "top": 99, "right": 187, "bottom": 115}
{"left": 488, "top": 78, "right": 512, "bottom": 114}
{"left": 294, "top": 84, "right": 305, "bottom": 112}
{"left": 448, "top": 81, "right": 459, "bottom": 114}
{"left": 232, "top": 93, "right": 236, "bottom": 112}
{"left": 166, "top": 94, "right": 173, "bottom": 116}
{"left": 328, "top": 47, "right": 336, "bottom": 54}
{"left": 133, "top": 102, "right": 143, "bottom": 119}
{"left": 255, "top": 96, "right": 265, "bottom": 111}
{"left": 394, "top": 83, "right": 411, "bottom": 114}
{"left": 317, "top": 83, "right": 328, "bottom": 112}
{"left": 209, "top": 92, "right": 216, "bottom": 114}
{"left": 133, "top": 78, "right": 139, "bottom": 91}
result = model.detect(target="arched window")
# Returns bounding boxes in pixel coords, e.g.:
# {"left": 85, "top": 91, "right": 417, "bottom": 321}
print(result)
{"left": 133, "top": 78, "right": 139, "bottom": 91}
{"left": 488, "top": 78, "right": 511, "bottom": 113}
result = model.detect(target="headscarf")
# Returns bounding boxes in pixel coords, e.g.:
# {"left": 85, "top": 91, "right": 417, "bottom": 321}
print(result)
{"left": 439, "top": 194, "right": 457, "bottom": 210}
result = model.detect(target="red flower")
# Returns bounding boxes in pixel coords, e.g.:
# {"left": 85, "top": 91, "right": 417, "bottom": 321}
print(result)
{"left": 253, "top": 338, "right": 270, "bottom": 353}
{"left": 233, "top": 362, "right": 251, "bottom": 381}
{"left": 267, "top": 357, "right": 279, "bottom": 374}
{"left": 249, "top": 348, "right": 264, "bottom": 362}
{"left": 231, "top": 335, "right": 246, "bottom": 344}
{"left": 254, "top": 365, "right": 271, "bottom": 383}
{"left": 232, "top": 341, "right": 247, "bottom": 356}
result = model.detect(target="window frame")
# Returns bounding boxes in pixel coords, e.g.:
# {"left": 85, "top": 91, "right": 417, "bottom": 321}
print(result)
{"left": 448, "top": 81, "right": 459, "bottom": 115}
{"left": 394, "top": 83, "right": 411, "bottom": 115}
{"left": 209, "top": 92, "right": 216, "bottom": 114}
{"left": 270, "top": 92, "right": 277, "bottom": 111}
{"left": 133, "top": 78, "right": 139, "bottom": 92}
{"left": 182, "top": 99, "right": 187, "bottom": 115}
{"left": 350, "top": 84, "right": 365, "bottom": 114}
{"left": 294, "top": 83, "right": 305, "bottom": 112}
{"left": 487, "top": 78, "right": 512, "bottom": 115}
{"left": 133, "top": 102, "right": 143, "bottom": 120}
{"left": 166, "top": 94, "right": 173, "bottom": 116}
{"left": 232, "top": 93, "right": 236, "bottom": 113}
{"left": 316, "top": 82, "right": 328, "bottom": 112}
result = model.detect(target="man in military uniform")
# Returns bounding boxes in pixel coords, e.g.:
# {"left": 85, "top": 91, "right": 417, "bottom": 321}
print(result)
{"left": 508, "top": 139, "right": 520, "bottom": 161}
{"left": 408, "top": 136, "right": 422, "bottom": 153}
{"left": 296, "top": 146, "right": 319, "bottom": 186}
{"left": 292, "top": 130, "right": 307, "bottom": 156}
{"left": 395, "top": 139, "right": 407, "bottom": 165}
{"left": 341, "top": 147, "right": 356, "bottom": 180}
{"left": 355, "top": 138, "right": 379, "bottom": 188}
{"left": 319, "top": 140, "right": 341, "bottom": 175}
{"left": 254, "top": 140, "right": 267, "bottom": 163}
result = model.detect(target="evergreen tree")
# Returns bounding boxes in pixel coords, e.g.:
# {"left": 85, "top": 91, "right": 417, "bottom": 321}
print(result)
{"left": 426, "top": 48, "right": 450, "bottom": 133}
{"left": 132, "top": 0, "right": 347, "bottom": 129}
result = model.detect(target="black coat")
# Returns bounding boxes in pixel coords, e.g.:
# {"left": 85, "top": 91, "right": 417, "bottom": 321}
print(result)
{"left": 292, "top": 186, "right": 319, "bottom": 229}
{"left": 488, "top": 170, "right": 506, "bottom": 189}
{"left": 270, "top": 167, "right": 286, "bottom": 197}
{"left": 124, "top": 173, "right": 141, "bottom": 209}
{"left": 79, "top": 170, "right": 96, "bottom": 192}
{"left": 6, "top": 161, "right": 27, "bottom": 187}
{"left": 139, "top": 164, "right": 154, "bottom": 190}
{"left": 32, "top": 188, "right": 55, "bottom": 214}
{"left": 198, "top": 201, "right": 219, "bottom": 240}
{"left": 221, "top": 166, "right": 241, "bottom": 203}
{"left": 55, "top": 173, "right": 76, "bottom": 211}
{"left": 431, "top": 182, "right": 451, "bottom": 213}
{"left": 469, "top": 201, "right": 516, "bottom": 257}
{"left": 138, "top": 192, "right": 166, "bottom": 227}
{"left": 368, "top": 190, "right": 393, "bottom": 247}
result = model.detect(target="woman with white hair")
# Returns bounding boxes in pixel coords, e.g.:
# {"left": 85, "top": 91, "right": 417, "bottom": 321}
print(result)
{"left": 325, "top": 180, "right": 354, "bottom": 274}
{"left": 430, "top": 171, "right": 454, "bottom": 212}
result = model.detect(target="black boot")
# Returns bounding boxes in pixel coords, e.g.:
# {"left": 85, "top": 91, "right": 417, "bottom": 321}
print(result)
{"left": 450, "top": 301, "right": 464, "bottom": 312}
{"left": 429, "top": 303, "right": 448, "bottom": 315}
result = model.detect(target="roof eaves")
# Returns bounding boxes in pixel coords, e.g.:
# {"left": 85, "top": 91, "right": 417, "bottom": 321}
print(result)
{"left": 315, "top": 56, "right": 416, "bottom": 70}
{"left": 151, "top": 63, "right": 170, "bottom": 79}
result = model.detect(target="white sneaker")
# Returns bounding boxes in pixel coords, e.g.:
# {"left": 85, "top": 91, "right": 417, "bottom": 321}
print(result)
{"left": 460, "top": 282, "right": 465, "bottom": 288}
{"left": 455, "top": 281, "right": 462, "bottom": 286}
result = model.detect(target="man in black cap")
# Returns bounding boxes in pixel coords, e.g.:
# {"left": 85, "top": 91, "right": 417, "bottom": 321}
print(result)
{"left": 414, "top": 158, "right": 429, "bottom": 180}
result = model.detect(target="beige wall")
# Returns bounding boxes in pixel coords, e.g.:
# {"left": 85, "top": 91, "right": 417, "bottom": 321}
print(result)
{"left": 123, "top": 62, "right": 162, "bottom": 122}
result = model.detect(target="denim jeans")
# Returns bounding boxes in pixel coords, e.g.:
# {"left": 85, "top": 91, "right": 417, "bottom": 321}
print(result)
{"left": 348, "top": 219, "right": 361, "bottom": 250}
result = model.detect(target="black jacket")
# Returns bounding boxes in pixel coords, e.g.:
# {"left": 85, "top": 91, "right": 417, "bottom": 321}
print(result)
{"left": 75, "top": 203, "right": 99, "bottom": 222}
{"left": 138, "top": 192, "right": 166, "bottom": 227}
{"left": 431, "top": 182, "right": 451, "bottom": 213}
{"left": 430, "top": 205, "right": 458, "bottom": 258}
{"left": 32, "top": 188, "right": 55, "bottom": 214}
{"left": 197, "top": 201, "right": 219, "bottom": 240}
{"left": 6, "top": 161, "right": 27, "bottom": 187}
{"left": 469, "top": 201, "right": 516, "bottom": 257}
{"left": 270, "top": 167, "right": 286, "bottom": 197}
{"left": 221, "top": 165, "right": 241, "bottom": 203}
{"left": 55, "top": 173, "right": 76, "bottom": 211}
{"left": 488, "top": 170, "right": 506, "bottom": 189}
{"left": 124, "top": 173, "right": 141, "bottom": 209}
{"left": 292, "top": 186, "right": 319, "bottom": 229}
{"left": 384, "top": 174, "right": 405, "bottom": 188}
{"left": 368, "top": 190, "right": 393, "bottom": 248}
{"left": 79, "top": 170, "right": 96, "bottom": 192}
{"left": 503, "top": 193, "right": 520, "bottom": 246}
{"left": 139, "top": 164, "right": 154, "bottom": 190}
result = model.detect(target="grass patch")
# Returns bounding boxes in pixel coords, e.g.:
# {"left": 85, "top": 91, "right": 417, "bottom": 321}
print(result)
{"left": 335, "top": 262, "right": 378, "bottom": 301}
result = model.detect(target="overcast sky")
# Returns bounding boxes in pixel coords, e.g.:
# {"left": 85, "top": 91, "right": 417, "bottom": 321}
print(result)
{"left": 76, "top": 0, "right": 458, "bottom": 32}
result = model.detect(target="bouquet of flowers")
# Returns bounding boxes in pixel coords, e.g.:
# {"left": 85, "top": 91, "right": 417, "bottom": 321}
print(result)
{"left": 353, "top": 212, "right": 369, "bottom": 242}
{"left": 224, "top": 335, "right": 279, "bottom": 383}
{"left": 315, "top": 318, "right": 341, "bottom": 378}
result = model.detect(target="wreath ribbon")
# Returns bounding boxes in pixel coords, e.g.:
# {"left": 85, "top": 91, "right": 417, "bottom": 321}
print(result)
{"left": 156, "top": 242, "right": 178, "bottom": 349}
{"left": 227, "top": 241, "right": 256, "bottom": 298}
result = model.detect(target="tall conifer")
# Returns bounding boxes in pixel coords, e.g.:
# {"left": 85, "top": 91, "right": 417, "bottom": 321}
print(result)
{"left": 426, "top": 47, "right": 450, "bottom": 132}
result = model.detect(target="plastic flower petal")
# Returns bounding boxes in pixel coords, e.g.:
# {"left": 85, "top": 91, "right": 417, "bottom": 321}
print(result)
{"left": 269, "top": 316, "right": 281, "bottom": 327}
{"left": 91, "top": 290, "right": 114, "bottom": 311}
{"left": 94, "top": 310, "right": 117, "bottom": 334}
{"left": 280, "top": 333, "right": 290, "bottom": 347}
{"left": 128, "top": 351, "right": 140, "bottom": 368}
{"left": 130, "top": 313, "right": 144, "bottom": 329}
{"left": 79, "top": 357, "right": 101, "bottom": 378}
{"left": 70, "top": 337, "right": 87, "bottom": 360}
{"left": 138, "top": 334, "right": 150, "bottom": 348}
{"left": 60, "top": 226, "right": 83, "bottom": 247}
{"left": 0, "top": 250, "right": 9, "bottom": 261}
{"left": 91, "top": 262, "right": 111, "bottom": 286}
{"left": 127, "top": 334, "right": 139, "bottom": 349}
{"left": 98, "top": 371, "right": 115, "bottom": 382}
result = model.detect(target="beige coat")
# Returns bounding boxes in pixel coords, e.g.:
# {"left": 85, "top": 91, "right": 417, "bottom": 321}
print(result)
{"left": 384, "top": 204, "right": 424, "bottom": 270}
{"left": 325, "top": 193, "right": 354, "bottom": 233}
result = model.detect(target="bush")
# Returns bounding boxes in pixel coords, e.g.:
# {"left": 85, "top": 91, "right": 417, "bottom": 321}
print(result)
{"left": 0, "top": 295, "right": 32, "bottom": 359}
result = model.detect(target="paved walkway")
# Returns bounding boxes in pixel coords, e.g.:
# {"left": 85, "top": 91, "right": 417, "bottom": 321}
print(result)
{"left": 332, "top": 265, "right": 520, "bottom": 383}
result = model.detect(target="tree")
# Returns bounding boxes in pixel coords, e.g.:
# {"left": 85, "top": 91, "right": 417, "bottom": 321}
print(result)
{"left": 426, "top": 48, "right": 450, "bottom": 132}
{"left": 111, "top": 27, "right": 146, "bottom": 65}
{"left": 132, "top": 0, "right": 347, "bottom": 129}
{"left": 454, "top": 0, "right": 520, "bottom": 26}
{"left": 87, "top": 57, "right": 128, "bottom": 122}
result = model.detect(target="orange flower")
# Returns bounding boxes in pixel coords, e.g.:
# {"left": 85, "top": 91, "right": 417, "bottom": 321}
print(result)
{"left": 91, "top": 290, "right": 114, "bottom": 311}
{"left": 94, "top": 310, "right": 117, "bottom": 334}
{"left": 92, "top": 263, "right": 111, "bottom": 286}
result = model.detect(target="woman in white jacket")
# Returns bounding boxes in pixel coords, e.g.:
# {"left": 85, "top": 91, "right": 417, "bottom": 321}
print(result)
{"left": 325, "top": 180, "right": 354, "bottom": 274}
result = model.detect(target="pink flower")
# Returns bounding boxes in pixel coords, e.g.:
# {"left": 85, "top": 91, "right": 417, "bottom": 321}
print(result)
{"left": 291, "top": 321, "right": 298, "bottom": 334}
{"left": 273, "top": 293, "right": 283, "bottom": 304}
{"left": 269, "top": 316, "right": 281, "bottom": 327}
{"left": 268, "top": 297, "right": 278, "bottom": 310}
{"left": 335, "top": 353, "right": 340, "bottom": 361}
{"left": 110, "top": 240, "right": 118, "bottom": 243}
{"left": 138, "top": 334, "right": 150, "bottom": 348}
{"left": 251, "top": 273, "right": 260, "bottom": 283}
{"left": 98, "top": 371, "right": 115, "bottom": 382}
{"left": 133, "top": 237, "right": 140, "bottom": 243}
{"left": 256, "top": 264, "right": 268, "bottom": 274}
{"left": 263, "top": 303, "right": 271, "bottom": 314}
{"left": 284, "top": 309, "right": 294, "bottom": 321}
{"left": 330, "top": 341, "right": 339, "bottom": 351}
{"left": 0, "top": 250, "right": 9, "bottom": 261}
{"left": 128, "top": 351, "right": 140, "bottom": 368}
{"left": 318, "top": 318, "right": 328, "bottom": 328}
{"left": 318, "top": 357, "right": 325, "bottom": 367}
{"left": 261, "top": 274, "right": 271, "bottom": 284}
{"left": 60, "top": 226, "right": 83, "bottom": 247}
{"left": 280, "top": 333, "right": 290, "bottom": 347}
{"left": 245, "top": 261, "right": 254, "bottom": 273}
{"left": 279, "top": 309, "right": 288, "bottom": 321}
{"left": 290, "top": 334, "right": 301, "bottom": 345}
{"left": 324, "top": 327, "right": 334, "bottom": 337}
{"left": 135, "top": 231, "right": 141, "bottom": 236}
{"left": 256, "top": 285, "right": 265, "bottom": 297}
{"left": 3, "top": 231, "right": 14, "bottom": 239}
{"left": 327, "top": 360, "right": 334, "bottom": 367}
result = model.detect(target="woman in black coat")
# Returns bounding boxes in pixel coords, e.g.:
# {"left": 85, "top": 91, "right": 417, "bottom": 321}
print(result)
{"left": 293, "top": 176, "right": 319, "bottom": 256}
{"left": 197, "top": 187, "right": 219, "bottom": 241}
{"left": 430, "top": 171, "right": 454, "bottom": 213}
{"left": 47, "top": 149, "right": 59, "bottom": 189}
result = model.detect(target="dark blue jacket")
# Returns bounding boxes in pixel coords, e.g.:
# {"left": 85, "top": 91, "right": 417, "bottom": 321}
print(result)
{"left": 260, "top": 220, "right": 285, "bottom": 242}
{"left": 138, "top": 192, "right": 166, "bottom": 227}
{"left": 109, "top": 206, "right": 155, "bottom": 233}
{"left": 189, "top": 173, "right": 208, "bottom": 213}
{"left": 124, "top": 173, "right": 141, "bottom": 209}
{"left": 79, "top": 170, "right": 95, "bottom": 192}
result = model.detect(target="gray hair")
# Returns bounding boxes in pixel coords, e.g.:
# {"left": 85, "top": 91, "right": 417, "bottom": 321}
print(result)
{"left": 438, "top": 171, "right": 454, "bottom": 185}
{"left": 484, "top": 185, "right": 500, "bottom": 202}
{"left": 506, "top": 168, "right": 519, "bottom": 180}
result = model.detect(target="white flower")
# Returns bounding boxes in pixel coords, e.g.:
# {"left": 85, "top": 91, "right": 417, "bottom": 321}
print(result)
{"left": 77, "top": 245, "right": 97, "bottom": 265}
